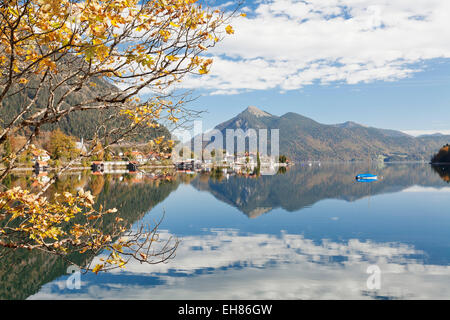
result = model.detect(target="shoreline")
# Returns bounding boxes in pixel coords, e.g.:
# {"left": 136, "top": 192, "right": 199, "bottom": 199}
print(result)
{"left": 6, "top": 164, "right": 176, "bottom": 172}
{"left": 2, "top": 160, "right": 437, "bottom": 172}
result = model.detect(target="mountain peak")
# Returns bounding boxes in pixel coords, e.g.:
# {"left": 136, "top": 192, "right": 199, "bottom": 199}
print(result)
{"left": 335, "top": 121, "right": 364, "bottom": 128}
{"left": 243, "top": 106, "right": 272, "bottom": 118}
{"left": 207, "top": 107, "right": 444, "bottom": 162}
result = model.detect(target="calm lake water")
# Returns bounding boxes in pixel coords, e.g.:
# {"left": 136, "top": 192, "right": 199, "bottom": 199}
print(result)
{"left": 3, "top": 162, "right": 450, "bottom": 299}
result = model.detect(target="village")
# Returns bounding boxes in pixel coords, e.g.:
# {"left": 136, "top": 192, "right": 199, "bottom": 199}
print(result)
{"left": 28, "top": 142, "right": 174, "bottom": 173}
{"left": 1, "top": 129, "right": 290, "bottom": 180}
{"left": 173, "top": 150, "right": 289, "bottom": 177}
{"left": 30, "top": 145, "right": 289, "bottom": 175}
{"left": 23, "top": 145, "right": 290, "bottom": 182}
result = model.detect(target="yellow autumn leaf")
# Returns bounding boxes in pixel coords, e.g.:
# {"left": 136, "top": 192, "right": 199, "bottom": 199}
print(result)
{"left": 199, "top": 65, "right": 208, "bottom": 74}
{"left": 111, "top": 19, "right": 119, "bottom": 28}
{"left": 154, "top": 136, "right": 164, "bottom": 144}
{"left": 92, "top": 264, "right": 103, "bottom": 274}
{"left": 225, "top": 25, "right": 234, "bottom": 35}
{"left": 166, "top": 55, "right": 179, "bottom": 61}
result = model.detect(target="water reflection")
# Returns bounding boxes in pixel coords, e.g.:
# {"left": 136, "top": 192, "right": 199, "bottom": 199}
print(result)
{"left": 30, "top": 229, "right": 450, "bottom": 300}
{"left": 192, "top": 162, "right": 446, "bottom": 218}
{"left": 2, "top": 163, "right": 450, "bottom": 299}
{"left": 0, "top": 169, "right": 181, "bottom": 300}
{"left": 431, "top": 165, "right": 450, "bottom": 183}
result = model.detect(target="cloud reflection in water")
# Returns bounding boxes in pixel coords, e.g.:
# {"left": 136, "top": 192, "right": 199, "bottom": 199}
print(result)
{"left": 30, "top": 229, "right": 450, "bottom": 300}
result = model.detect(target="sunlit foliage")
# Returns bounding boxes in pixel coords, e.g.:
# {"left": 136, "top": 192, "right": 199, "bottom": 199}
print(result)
{"left": 0, "top": 0, "right": 237, "bottom": 272}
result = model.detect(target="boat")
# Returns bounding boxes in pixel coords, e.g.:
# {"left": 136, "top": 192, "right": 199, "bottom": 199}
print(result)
{"left": 355, "top": 173, "right": 378, "bottom": 181}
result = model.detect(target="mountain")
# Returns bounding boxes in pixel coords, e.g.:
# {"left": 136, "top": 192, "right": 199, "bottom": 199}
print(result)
{"left": 0, "top": 77, "right": 170, "bottom": 142}
{"left": 204, "top": 106, "right": 450, "bottom": 162}
{"left": 334, "top": 121, "right": 411, "bottom": 138}
{"left": 191, "top": 163, "right": 447, "bottom": 218}
{"left": 430, "top": 144, "right": 450, "bottom": 164}
{"left": 418, "top": 133, "right": 444, "bottom": 138}
{"left": 215, "top": 105, "right": 278, "bottom": 131}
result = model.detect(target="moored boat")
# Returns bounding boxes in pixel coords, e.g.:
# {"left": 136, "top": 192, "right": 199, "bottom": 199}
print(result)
{"left": 356, "top": 173, "right": 378, "bottom": 181}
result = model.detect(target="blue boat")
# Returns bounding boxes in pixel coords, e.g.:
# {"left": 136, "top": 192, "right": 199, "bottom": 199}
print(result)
{"left": 355, "top": 173, "right": 378, "bottom": 181}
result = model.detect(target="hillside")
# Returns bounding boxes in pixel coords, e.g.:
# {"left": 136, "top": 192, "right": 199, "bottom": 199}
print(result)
{"left": 431, "top": 144, "right": 450, "bottom": 164}
{"left": 191, "top": 163, "right": 446, "bottom": 218}
{"left": 0, "top": 77, "right": 170, "bottom": 142}
{"left": 206, "top": 106, "right": 450, "bottom": 162}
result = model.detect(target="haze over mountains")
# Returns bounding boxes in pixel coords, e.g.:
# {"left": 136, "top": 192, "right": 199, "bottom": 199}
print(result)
{"left": 207, "top": 106, "right": 449, "bottom": 162}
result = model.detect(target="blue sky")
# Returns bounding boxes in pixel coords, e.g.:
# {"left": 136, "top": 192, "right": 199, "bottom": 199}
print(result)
{"left": 180, "top": 0, "right": 450, "bottom": 135}
{"left": 190, "top": 58, "right": 450, "bottom": 134}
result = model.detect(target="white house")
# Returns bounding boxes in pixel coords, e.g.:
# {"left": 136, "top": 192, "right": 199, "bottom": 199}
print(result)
{"left": 32, "top": 149, "right": 51, "bottom": 162}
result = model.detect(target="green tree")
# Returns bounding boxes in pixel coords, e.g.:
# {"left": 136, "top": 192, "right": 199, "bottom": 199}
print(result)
{"left": 104, "top": 150, "right": 113, "bottom": 162}
{"left": 48, "top": 129, "right": 77, "bottom": 161}
{"left": 91, "top": 142, "right": 105, "bottom": 161}
{"left": 3, "top": 138, "right": 12, "bottom": 158}
{"left": 431, "top": 144, "right": 450, "bottom": 164}
{"left": 254, "top": 151, "right": 261, "bottom": 176}
{"left": 279, "top": 155, "right": 287, "bottom": 163}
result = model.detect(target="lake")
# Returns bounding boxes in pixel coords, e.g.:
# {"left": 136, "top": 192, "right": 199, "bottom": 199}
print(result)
{"left": 2, "top": 162, "right": 450, "bottom": 300}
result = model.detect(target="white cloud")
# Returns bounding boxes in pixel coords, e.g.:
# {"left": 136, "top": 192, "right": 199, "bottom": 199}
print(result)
{"left": 184, "top": 0, "right": 450, "bottom": 94}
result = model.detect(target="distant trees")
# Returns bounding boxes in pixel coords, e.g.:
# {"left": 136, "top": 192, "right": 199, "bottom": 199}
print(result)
{"left": 48, "top": 129, "right": 77, "bottom": 161}
{"left": 145, "top": 138, "right": 173, "bottom": 156}
{"left": 278, "top": 155, "right": 288, "bottom": 163}
{"left": 178, "top": 147, "right": 194, "bottom": 159}
{"left": 91, "top": 142, "right": 105, "bottom": 162}
{"left": 253, "top": 152, "right": 261, "bottom": 176}
{"left": 2, "top": 136, "right": 32, "bottom": 165}
{"left": 431, "top": 144, "right": 450, "bottom": 163}
{"left": 2, "top": 138, "right": 12, "bottom": 162}
{"left": 208, "top": 149, "right": 227, "bottom": 163}
{"left": 104, "top": 150, "right": 113, "bottom": 162}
